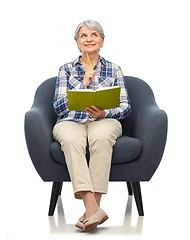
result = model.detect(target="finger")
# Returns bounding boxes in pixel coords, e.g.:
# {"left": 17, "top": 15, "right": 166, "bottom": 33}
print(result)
{"left": 89, "top": 69, "right": 95, "bottom": 74}
{"left": 91, "top": 105, "right": 99, "bottom": 112}
{"left": 84, "top": 108, "right": 97, "bottom": 118}
{"left": 84, "top": 107, "right": 92, "bottom": 112}
{"left": 84, "top": 109, "right": 95, "bottom": 117}
{"left": 89, "top": 70, "right": 95, "bottom": 79}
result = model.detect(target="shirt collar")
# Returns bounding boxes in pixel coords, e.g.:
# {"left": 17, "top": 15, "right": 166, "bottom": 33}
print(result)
{"left": 99, "top": 56, "right": 107, "bottom": 66}
{"left": 73, "top": 56, "right": 82, "bottom": 67}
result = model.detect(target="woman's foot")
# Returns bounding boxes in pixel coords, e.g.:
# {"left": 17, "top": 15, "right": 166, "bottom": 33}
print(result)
{"left": 85, "top": 205, "right": 99, "bottom": 219}
{"left": 75, "top": 215, "right": 86, "bottom": 229}
{"left": 77, "top": 191, "right": 107, "bottom": 231}
{"left": 79, "top": 191, "right": 99, "bottom": 218}
{"left": 83, "top": 208, "right": 108, "bottom": 232}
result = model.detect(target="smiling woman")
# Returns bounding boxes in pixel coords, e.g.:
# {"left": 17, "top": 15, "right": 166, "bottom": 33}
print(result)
{"left": 52, "top": 20, "right": 131, "bottom": 232}
{"left": 76, "top": 26, "right": 104, "bottom": 68}
{"left": 78, "top": 30, "right": 101, "bottom": 51}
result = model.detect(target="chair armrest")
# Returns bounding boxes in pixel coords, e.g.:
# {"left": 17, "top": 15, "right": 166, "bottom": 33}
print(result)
{"left": 25, "top": 107, "right": 54, "bottom": 146}
{"left": 24, "top": 107, "right": 57, "bottom": 179}
{"left": 131, "top": 104, "right": 168, "bottom": 179}
{"left": 131, "top": 105, "right": 167, "bottom": 141}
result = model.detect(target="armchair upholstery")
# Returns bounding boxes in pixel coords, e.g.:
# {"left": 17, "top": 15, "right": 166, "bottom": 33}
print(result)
{"left": 24, "top": 76, "right": 167, "bottom": 216}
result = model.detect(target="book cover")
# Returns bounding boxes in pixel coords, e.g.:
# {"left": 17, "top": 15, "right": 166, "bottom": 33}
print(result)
{"left": 68, "top": 86, "right": 121, "bottom": 111}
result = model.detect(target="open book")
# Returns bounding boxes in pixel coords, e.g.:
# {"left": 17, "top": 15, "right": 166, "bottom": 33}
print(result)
{"left": 68, "top": 86, "right": 121, "bottom": 111}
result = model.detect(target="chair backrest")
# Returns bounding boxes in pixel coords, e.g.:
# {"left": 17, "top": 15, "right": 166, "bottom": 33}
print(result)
{"left": 32, "top": 77, "right": 57, "bottom": 127}
{"left": 32, "top": 76, "right": 156, "bottom": 134}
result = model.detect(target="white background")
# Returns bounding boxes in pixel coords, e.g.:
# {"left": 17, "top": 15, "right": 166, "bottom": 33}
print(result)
{"left": 1, "top": 0, "right": 190, "bottom": 239}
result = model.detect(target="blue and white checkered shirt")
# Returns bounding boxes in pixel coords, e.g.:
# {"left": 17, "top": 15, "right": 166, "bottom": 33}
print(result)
{"left": 53, "top": 56, "right": 131, "bottom": 124}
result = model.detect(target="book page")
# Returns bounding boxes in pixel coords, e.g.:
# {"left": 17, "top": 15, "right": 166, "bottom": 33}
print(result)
{"left": 68, "top": 89, "right": 93, "bottom": 92}
{"left": 95, "top": 86, "right": 120, "bottom": 92}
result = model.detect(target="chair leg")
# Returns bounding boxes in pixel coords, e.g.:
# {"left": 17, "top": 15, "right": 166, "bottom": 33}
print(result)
{"left": 126, "top": 182, "right": 133, "bottom": 195}
{"left": 48, "top": 182, "right": 63, "bottom": 216}
{"left": 131, "top": 182, "right": 144, "bottom": 216}
{"left": 59, "top": 182, "right": 63, "bottom": 195}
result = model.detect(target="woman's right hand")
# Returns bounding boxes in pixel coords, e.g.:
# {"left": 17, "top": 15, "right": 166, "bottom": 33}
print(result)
{"left": 83, "top": 69, "right": 95, "bottom": 87}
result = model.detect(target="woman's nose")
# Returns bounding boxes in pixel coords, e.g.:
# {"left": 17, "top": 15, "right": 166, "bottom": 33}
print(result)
{"left": 87, "top": 35, "right": 92, "bottom": 42}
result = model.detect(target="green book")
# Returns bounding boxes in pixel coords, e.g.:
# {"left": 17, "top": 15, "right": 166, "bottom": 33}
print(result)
{"left": 68, "top": 86, "right": 121, "bottom": 111}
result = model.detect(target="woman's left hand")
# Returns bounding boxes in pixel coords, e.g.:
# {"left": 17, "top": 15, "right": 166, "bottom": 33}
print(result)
{"left": 84, "top": 105, "right": 105, "bottom": 119}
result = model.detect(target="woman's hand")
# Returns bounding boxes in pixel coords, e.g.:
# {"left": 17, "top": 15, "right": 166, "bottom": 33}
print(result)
{"left": 84, "top": 105, "right": 105, "bottom": 119}
{"left": 83, "top": 69, "right": 95, "bottom": 87}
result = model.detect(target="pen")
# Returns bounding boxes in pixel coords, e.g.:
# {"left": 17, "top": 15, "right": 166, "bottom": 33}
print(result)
{"left": 86, "top": 52, "right": 92, "bottom": 69}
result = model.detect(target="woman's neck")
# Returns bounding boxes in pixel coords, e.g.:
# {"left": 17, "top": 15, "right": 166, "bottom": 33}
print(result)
{"left": 80, "top": 52, "right": 100, "bottom": 68}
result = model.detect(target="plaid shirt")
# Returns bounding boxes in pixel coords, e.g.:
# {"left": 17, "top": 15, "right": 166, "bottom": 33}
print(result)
{"left": 53, "top": 56, "right": 131, "bottom": 124}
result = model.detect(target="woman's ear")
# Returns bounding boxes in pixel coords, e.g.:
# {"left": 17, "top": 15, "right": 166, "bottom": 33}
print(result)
{"left": 101, "top": 38, "right": 105, "bottom": 48}
{"left": 76, "top": 40, "right": 80, "bottom": 50}
{"left": 76, "top": 40, "right": 82, "bottom": 52}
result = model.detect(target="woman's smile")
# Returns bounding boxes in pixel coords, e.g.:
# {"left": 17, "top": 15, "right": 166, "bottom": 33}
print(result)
{"left": 85, "top": 44, "right": 95, "bottom": 47}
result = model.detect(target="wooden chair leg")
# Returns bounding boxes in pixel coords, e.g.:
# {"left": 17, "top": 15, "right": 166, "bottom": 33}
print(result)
{"left": 131, "top": 182, "right": 144, "bottom": 216}
{"left": 48, "top": 182, "right": 63, "bottom": 216}
{"left": 59, "top": 182, "right": 63, "bottom": 195}
{"left": 126, "top": 182, "right": 133, "bottom": 195}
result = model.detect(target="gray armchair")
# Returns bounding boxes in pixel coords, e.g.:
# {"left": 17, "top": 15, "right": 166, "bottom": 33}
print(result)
{"left": 24, "top": 76, "right": 167, "bottom": 217}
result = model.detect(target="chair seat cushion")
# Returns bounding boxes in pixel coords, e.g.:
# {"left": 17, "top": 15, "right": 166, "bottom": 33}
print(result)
{"left": 50, "top": 136, "right": 142, "bottom": 165}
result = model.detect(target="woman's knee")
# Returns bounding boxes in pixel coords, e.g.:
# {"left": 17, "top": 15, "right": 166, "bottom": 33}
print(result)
{"left": 88, "top": 120, "right": 122, "bottom": 146}
{"left": 53, "top": 121, "right": 87, "bottom": 151}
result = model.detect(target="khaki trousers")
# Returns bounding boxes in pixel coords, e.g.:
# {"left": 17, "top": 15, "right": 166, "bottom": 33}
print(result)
{"left": 53, "top": 119, "right": 122, "bottom": 199}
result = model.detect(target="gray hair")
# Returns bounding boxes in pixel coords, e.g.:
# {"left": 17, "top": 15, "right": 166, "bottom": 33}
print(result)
{"left": 74, "top": 20, "right": 105, "bottom": 41}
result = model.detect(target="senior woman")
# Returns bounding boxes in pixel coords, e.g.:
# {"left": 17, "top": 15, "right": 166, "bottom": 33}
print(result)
{"left": 52, "top": 20, "right": 131, "bottom": 232}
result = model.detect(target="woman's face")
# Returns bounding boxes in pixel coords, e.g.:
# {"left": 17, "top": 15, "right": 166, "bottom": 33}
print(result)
{"left": 76, "top": 26, "right": 104, "bottom": 54}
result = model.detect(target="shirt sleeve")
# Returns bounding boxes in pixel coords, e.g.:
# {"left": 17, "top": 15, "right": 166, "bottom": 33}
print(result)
{"left": 52, "top": 65, "right": 86, "bottom": 118}
{"left": 104, "top": 66, "right": 131, "bottom": 120}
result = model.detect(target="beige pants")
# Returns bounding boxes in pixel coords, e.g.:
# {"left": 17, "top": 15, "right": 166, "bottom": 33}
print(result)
{"left": 53, "top": 119, "right": 122, "bottom": 199}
